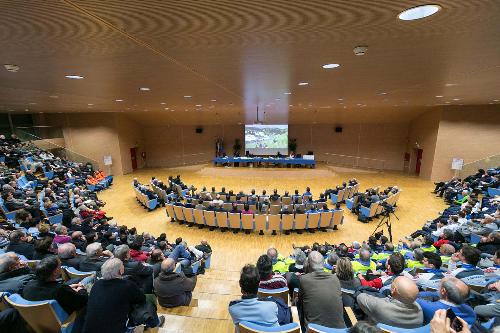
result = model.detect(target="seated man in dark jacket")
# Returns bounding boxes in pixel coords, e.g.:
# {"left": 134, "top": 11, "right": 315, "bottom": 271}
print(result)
{"left": 23, "top": 256, "right": 88, "bottom": 316}
{"left": 79, "top": 242, "right": 112, "bottom": 273}
{"left": 5, "top": 230, "right": 35, "bottom": 260}
{"left": 154, "top": 258, "right": 197, "bottom": 308}
{"left": 57, "top": 243, "right": 83, "bottom": 269}
{"left": 0, "top": 252, "right": 36, "bottom": 294}
{"left": 114, "top": 244, "right": 154, "bottom": 293}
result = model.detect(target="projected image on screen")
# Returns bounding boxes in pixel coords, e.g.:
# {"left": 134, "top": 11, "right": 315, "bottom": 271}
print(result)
{"left": 245, "top": 124, "right": 288, "bottom": 155}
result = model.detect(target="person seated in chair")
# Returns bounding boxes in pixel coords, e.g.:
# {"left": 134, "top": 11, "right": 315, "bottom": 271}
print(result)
{"left": 228, "top": 264, "right": 279, "bottom": 331}
{"left": 256, "top": 255, "right": 287, "bottom": 290}
{"left": 351, "top": 249, "right": 376, "bottom": 274}
{"left": 58, "top": 243, "right": 83, "bottom": 269}
{"left": 0, "top": 252, "right": 35, "bottom": 294}
{"left": 448, "top": 245, "right": 484, "bottom": 283}
{"left": 79, "top": 242, "right": 112, "bottom": 273}
{"left": 154, "top": 257, "right": 197, "bottom": 308}
{"left": 114, "top": 244, "right": 154, "bottom": 293}
{"left": 6, "top": 230, "right": 35, "bottom": 260}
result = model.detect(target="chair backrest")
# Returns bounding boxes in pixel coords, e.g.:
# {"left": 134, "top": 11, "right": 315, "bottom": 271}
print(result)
{"left": 308, "top": 323, "right": 349, "bottom": 333}
{"left": 183, "top": 207, "right": 195, "bottom": 223}
{"left": 237, "top": 203, "right": 245, "bottom": 212}
{"left": 268, "top": 214, "right": 281, "bottom": 231}
{"left": 281, "top": 196, "right": 292, "bottom": 205}
{"left": 319, "top": 211, "right": 333, "bottom": 228}
{"left": 165, "top": 204, "right": 175, "bottom": 219}
{"left": 63, "top": 266, "right": 95, "bottom": 280}
{"left": 270, "top": 205, "right": 281, "bottom": 215}
{"left": 241, "top": 214, "right": 254, "bottom": 230}
{"left": 239, "top": 321, "right": 300, "bottom": 333}
{"left": 281, "top": 214, "right": 294, "bottom": 230}
{"left": 307, "top": 213, "right": 320, "bottom": 229}
{"left": 204, "top": 210, "right": 217, "bottom": 227}
{"left": 5, "top": 294, "right": 72, "bottom": 333}
{"left": 254, "top": 214, "right": 267, "bottom": 230}
{"left": 228, "top": 213, "right": 241, "bottom": 229}
{"left": 377, "top": 323, "right": 430, "bottom": 333}
{"left": 295, "top": 214, "right": 307, "bottom": 229}
{"left": 193, "top": 209, "right": 205, "bottom": 225}
{"left": 173, "top": 205, "right": 185, "bottom": 221}
{"left": 214, "top": 211, "right": 227, "bottom": 227}
{"left": 332, "top": 210, "right": 343, "bottom": 226}
{"left": 257, "top": 287, "right": 289, "bottom": 305}
{"left": 223, "top": 202, "right": 233, "bottom": 211}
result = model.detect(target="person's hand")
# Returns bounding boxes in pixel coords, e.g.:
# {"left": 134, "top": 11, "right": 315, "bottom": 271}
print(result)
{"left": 431, "top": 309, "right": 451, "bottom": 333}
{"left": 102, "top": 250, "right": 113, "bottom": 257}
{"left": 69, "top": 283, "right": 84, "bottom": 292}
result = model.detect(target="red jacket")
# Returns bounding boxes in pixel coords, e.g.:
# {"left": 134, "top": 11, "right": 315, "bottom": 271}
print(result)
{"left": 130, "top": 249, "right": 149, "bottom": 262}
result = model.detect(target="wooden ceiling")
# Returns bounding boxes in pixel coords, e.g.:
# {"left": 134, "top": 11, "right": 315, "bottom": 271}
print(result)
{"left": 0, "top": 0, "right": 499, "bottom": 125}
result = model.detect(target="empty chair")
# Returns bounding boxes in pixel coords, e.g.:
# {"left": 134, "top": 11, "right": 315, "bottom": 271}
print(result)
{"left": 241, "top": 213, "right": 254, "bottom": 231}
{"left": 183, "top": 207, "right": 195, "bottom": 225}
{"left": 268, "top": 214, "right": 281, "bottom": 233}
{"left": 257, "top": 287, "right": 289, "bottom": 305}
{"left": 165, "top": 204, "right": 176, "bottom": 221}
{"left": 345, "top": 198, "right": 354, "bottom": 211}
{"left": 204, "top": 210, "right": 218, "bottom": 227}
{"left": 193, "top": 209, "right": 205, "bottom": 226}
{"left": 5, "top": 293, "right": 76, "bottom": 333}
{"left": 330, "top": 189, "right": 345, "bottom": 204}
{"left": 281, "top": 214, "right": 294, "bottom": 231}
{"left": 319, "top": 211, "right": 333, "bottom": 229}
{"left": 239, "top": 321, "right": 300, "bottom": 333}
{"left": 254, "top": 214, "right": 267, "bottom": 233}
{"left": 173, "top": 205, "right": 185, "bottom": 222}
{"left": 294, "top": 214, "right": 307, "bottom": 230}
{"left": 307, "top": 212, "right": 321, "bottom": 229}
{"left": 215, "top": 210, "right": 228, "bottom": 228}
{"left": 332, "top": 210, "right": 343, "bottom": 227}
{"left": 228, "top": 212, "right": 241, "bottom": 230}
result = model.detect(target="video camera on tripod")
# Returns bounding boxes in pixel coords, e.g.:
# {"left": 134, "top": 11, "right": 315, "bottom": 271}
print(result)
{"left": 380, "top": 201, "right": 395, "bottom": 214}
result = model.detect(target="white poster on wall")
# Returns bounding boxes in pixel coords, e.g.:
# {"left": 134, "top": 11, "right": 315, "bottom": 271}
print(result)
{"left": 451, "top": 158, "right": 464, "bottom": 170}
{"left": 104, "top": 155, "right": 113, "bottom": 166}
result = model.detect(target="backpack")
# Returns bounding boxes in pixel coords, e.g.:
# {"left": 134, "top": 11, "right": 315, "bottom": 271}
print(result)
{"left": 258, "top": 296, "right": 292, "bottom": 325}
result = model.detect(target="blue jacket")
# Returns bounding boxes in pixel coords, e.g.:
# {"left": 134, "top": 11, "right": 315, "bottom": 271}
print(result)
{"left": 417, "top": 292, "right": 476, "bottom": 325}
{"left": 229, "top": 295, "right": 279, "bottom": 331}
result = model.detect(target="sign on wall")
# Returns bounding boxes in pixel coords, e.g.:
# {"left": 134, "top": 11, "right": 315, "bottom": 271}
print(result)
{"left": 104, "top": 155, "right": 113, "bottom": 166}
{"left": 451, "top": 158, "right": 464, "bottom": 170}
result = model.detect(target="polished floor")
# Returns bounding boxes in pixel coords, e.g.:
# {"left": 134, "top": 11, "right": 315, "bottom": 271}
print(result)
{"left": 98, "top": 164, "right": 447, "bottom": 333}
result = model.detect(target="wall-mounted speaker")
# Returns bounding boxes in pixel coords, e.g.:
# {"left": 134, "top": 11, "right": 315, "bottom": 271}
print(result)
{"left": 195, "top": 127, "right": 203, "bottom": 134}
{"left": 335, "top": 126, "right": 343, "bottom": 133}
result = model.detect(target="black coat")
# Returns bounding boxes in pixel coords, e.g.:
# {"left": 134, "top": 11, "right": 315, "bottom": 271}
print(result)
{"left": 6, "top": 242, "right": 35, "bottom": 260}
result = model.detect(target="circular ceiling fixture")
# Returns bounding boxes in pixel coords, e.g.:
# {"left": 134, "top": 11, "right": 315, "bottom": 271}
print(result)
{"left": 398, "top": 4, "right": 441, "bottom": 21}
{"left": 322, "top": 63, "right": 340, "bottom": 69}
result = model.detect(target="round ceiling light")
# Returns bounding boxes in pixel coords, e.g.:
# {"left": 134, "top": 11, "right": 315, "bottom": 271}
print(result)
{"left": 398, "top": 5, "right": 441, "bottom": 21}
{"left": 298, "top": 82, "right": 309, "bottom": 86}
{"left": 65, "top": 75, "right": 84, "bottom": 79}
{"left": 322, "top": 63, "right": 340, "bottom": 69}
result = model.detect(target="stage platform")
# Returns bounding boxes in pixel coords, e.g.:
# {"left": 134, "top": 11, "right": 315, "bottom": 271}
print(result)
{"left": 99, "top": 163, "right": 447, "bottom": 333}
{"left": 213, "top": 156, "right": 315, "bottom": 167}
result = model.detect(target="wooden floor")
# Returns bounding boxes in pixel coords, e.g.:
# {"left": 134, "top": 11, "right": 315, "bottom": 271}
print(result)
{"left": 98, "top": 163, "right": 447, "bottom": 333}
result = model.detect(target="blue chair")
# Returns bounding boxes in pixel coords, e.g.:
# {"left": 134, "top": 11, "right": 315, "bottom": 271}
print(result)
{"left": 0, "top": 156, "right": 5, "bottom": 163}
{"left": 62, "top": 266, "right": 95, "bottom": 281}
{"left": 0, "top": 198, "right": 19, "bottom": 220}
{"left": 48, "top": 213, "right": 63, "bottom": 224}
{"left": 239, "top": 321, "right": 300, "bottom": 333}
{"left": 308, "top": 323, "right": 348, "bottom": 333}
{"left": 257, "top": 287, "right": 289, "bottom": 305}
{"left": 5, "top": 293, "right": 76, "bottom": 333}
{"left": 345, "top": 198, "right": 354, "bottom": 210}
{"left": 360, "top": 202, "right": 379, "bottom": 219}
{"left": 44, "top": 170, "right": 55, "bottom": 180}
{"left": 377, "top": 323, "right": 430, "bottom": 333}
{"left": 191, "top": 260, "right": 201, "bottom": 274}
{"left": 470, "top": 233, "right": 482, "bottom": 244}
{"left": 487, "top": 187, "right": 500, "bottom": 197}
{"left": 204, "top": 254, "right": 212, "bottom": 269}
{"left": 67, "top": 178, "right": 76, "bottom": 185}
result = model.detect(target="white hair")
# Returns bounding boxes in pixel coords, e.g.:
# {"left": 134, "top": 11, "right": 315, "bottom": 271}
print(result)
{"left": 101, "top": 258, "right": 123, "bottom": 280}
{"left": 86, "top": 242, "right": 102, "bottom": 258}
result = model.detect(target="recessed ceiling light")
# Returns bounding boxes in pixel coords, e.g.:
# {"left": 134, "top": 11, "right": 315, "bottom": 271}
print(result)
{"left": 210, "top": 99, "right": 217, "bottom": 102}
{"left": 398, "top": 4, "right": 441, "bottom": 21}
{"left": 195, "top": 104, "right": 202, "bottom": 107}
{"left": 139, "top": 87, "right": 151, "bottom": 91}
{"left": 284, "top": 92, "right": 291, "bottom": 95}
{"left": 378, "top": 92, "right": 388, "bottom": 95}
{"left": 115, "top": 99, "right": 124, "bottom": 102}
{"left": 160, "top": 102, "right": 166, "bottom": 105}
{"left": 49, "top": 95, "right": 59, "bottom": 99}
{"left": 435, "top": 95, "right": 443, "bottom": 98}
{"left": 298, "top": 82, "right": 309, "bottom": 86}
{"left": 65, "top": 75, "right": 84, "bottom": 79}
{"left": 493, "top": 99, "right": 499, "bottom": 102}
{"left": 164, "top": 108, "right": 169, "bottom": 110}
{"left": 445, "top": 101, "right": 451, "bottom": 104}
{"left": 453, "top": 98, "right": 460, "bottom": 101}
{"left": 87, "top": 103, "right": 94, "bottom": 106}
{"left": 322, "top": 63, "right": 340, "bottom": 69}
{"left": 275, "top": 98, "right": 281, "bottom": 101}
{"left": 338, "top": 98, "right": 343, "bottom": 101}
{"left": 28, "top": 102, "right": 37, "bottom": 105}
{"left": 445, "top": 83, "right": 458, "bottom": 87}
{"left": 4, "top": 64, "right": 20, "bottom": 72}
{"left": 24, "top": 109, "right": 29, "bottom": 112}
{"left": 184, "top": 95, "right": 192, "bottom": 98}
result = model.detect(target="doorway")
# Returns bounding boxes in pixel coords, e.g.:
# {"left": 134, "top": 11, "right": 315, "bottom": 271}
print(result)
{"left": 130, "top": 147, "right": 137, "bottom": 171}
{"left": 414, "top": 148, "right": 423, "bottom": 175}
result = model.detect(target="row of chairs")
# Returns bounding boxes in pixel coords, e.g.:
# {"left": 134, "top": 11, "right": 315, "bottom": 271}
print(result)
{"left": 165, "top": 205, "right": 343, "bottom": 232}
{"left": 346, "top": 191, "right": 401, "bottom": 219}
{"left": 329, "top": 184, "right": 360, "bottom": 204}
{"left": 200, "top": 200, "right": 327, "bottom": 215}
{"left": 133, "top": 186, "right": 158, "bottom": 211}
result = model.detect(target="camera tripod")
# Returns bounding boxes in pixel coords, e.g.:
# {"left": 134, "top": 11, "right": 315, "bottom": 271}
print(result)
{"left": 371, "top": 209, "right": 399, "bottom": 243}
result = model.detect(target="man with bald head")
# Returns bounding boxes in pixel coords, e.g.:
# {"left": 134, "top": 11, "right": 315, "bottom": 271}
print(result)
{"left": 154, "top": 258, "right": 197, "bottom": 308}
{"left": 357, "top": 276, "right": 423, "bottom": 328}
{"left": 298, "top": 251, "right": 345, "bottom": 331}
{"left": 417, "top": 277, "right": 476, "bottom": 325}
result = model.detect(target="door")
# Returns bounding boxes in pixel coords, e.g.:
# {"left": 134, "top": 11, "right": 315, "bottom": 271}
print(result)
{"left": 130, "top": 147, "right": 137, "bottom": 171}
{"left": 415, "top": 148, "right": 423, "bottom": 175}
